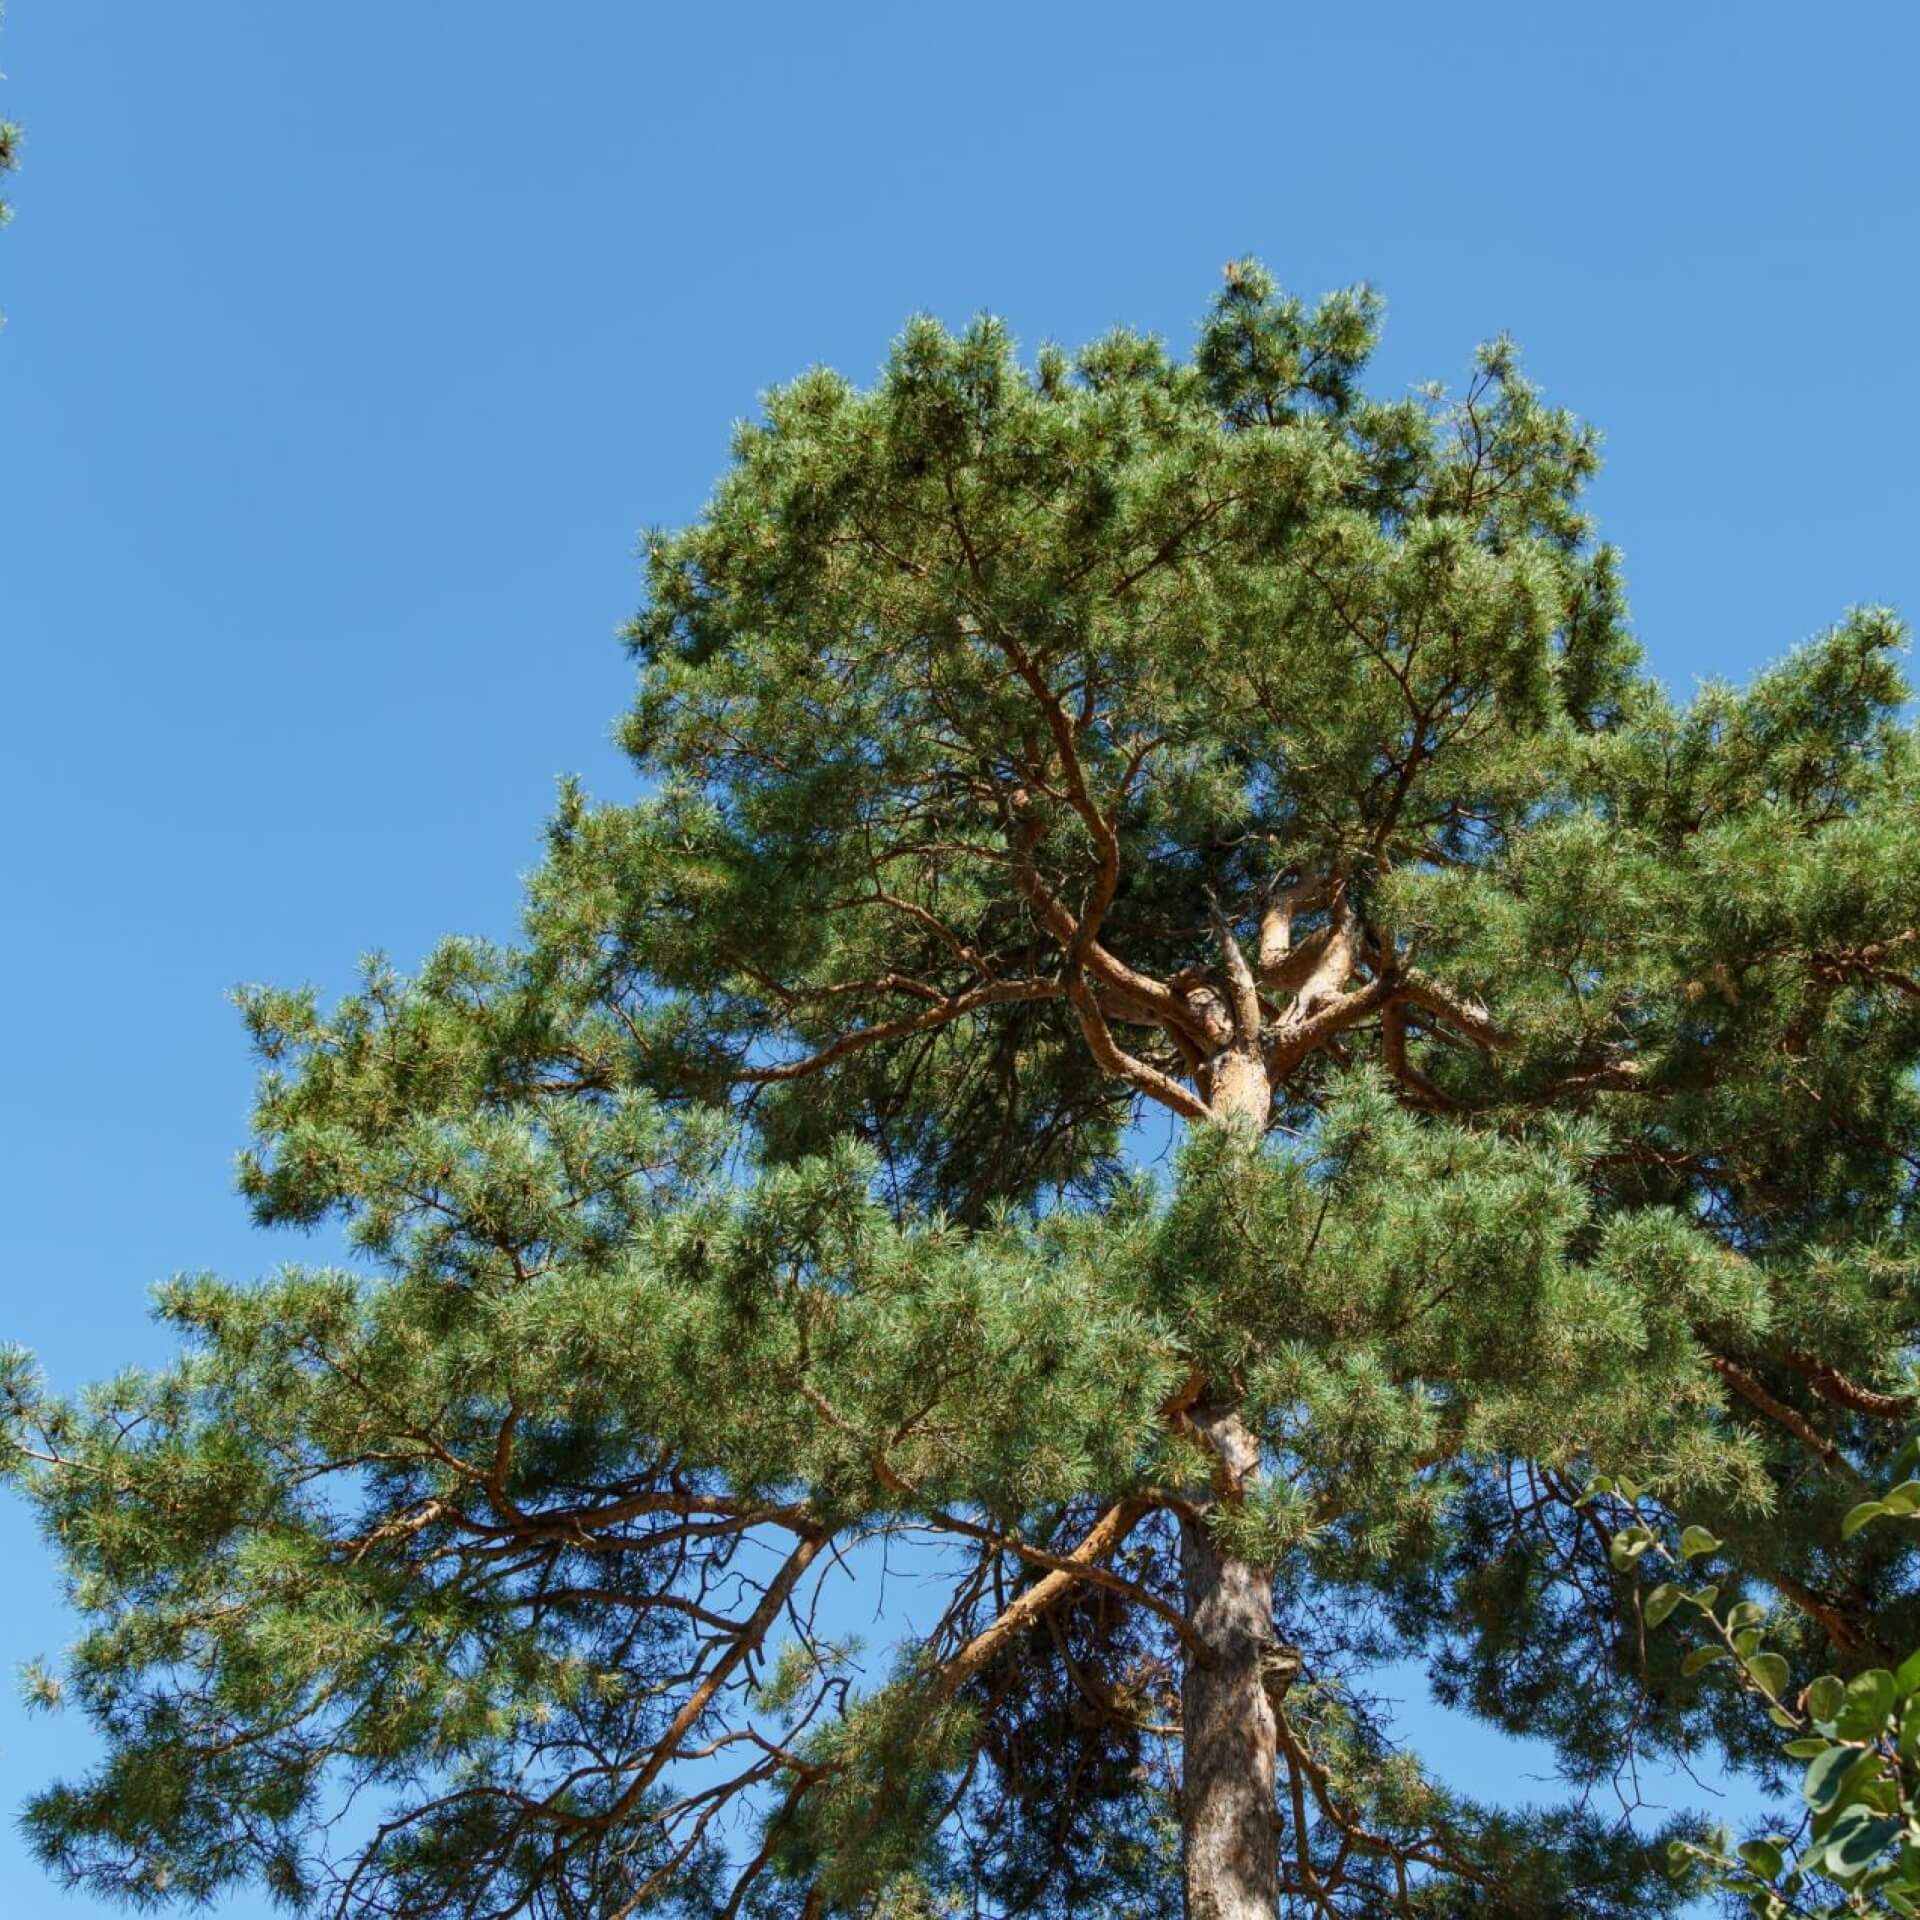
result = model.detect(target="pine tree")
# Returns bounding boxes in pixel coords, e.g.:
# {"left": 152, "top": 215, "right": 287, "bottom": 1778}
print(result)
{"left": 8, "top": 264, "right": 1920, "bottom": 1918}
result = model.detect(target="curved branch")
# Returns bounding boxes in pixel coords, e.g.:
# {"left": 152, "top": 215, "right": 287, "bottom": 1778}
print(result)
{"left": 1004, "top": 807, "right": 1202, "bottom": 1043}
{"left": 1777, "top": 1350, "right": 1916, "bottom": 1422}
{"left": 926, "top": 1504, "right": 1206, "bottom": 1659}
{"left": 1397, "top": 968, "right": 1508, "bottom": 1049}
{"left": 1708, "top": 1355, "right": 1869, "bottom": 1489}
{"left": 1267, "top": 973, "right": 1397, "bottom": 1081}
{"left": 733, "top": 978, "right": 1059, "bottom": 1083}
{"left": 1380, "top": 1002, "right": 1457, "bottom": 1112}
{"left": 1067, "top": 972, "right": 1213, "bottom": 1123}
{"left": 934, "top": 1499, "right": 1151, "bottom": 1696}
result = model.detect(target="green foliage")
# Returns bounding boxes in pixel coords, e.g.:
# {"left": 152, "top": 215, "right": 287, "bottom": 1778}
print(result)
{"left": 8, "top": 263, "right": 1920, "bottom": 1915}
{"left": 1616, "top": 1442, "right": 1920, "bottom": 1915}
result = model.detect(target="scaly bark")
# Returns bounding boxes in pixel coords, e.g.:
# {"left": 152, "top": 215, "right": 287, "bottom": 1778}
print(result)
{"left": 1180, "top": 1035, "right": 1282, "bottom": 1918}
{"left": 1181, "top": 1403, "right": 1281, "bottom": 1920}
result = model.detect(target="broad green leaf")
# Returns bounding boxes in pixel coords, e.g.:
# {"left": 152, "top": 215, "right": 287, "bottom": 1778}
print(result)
{"left": 1609, "top": 1526, "right": 1655, "bottom": 1570}
{"left": 1806, "top": 1744, "right": 1861, "bottom": 1811}
{"left": 1895, "top": 1647, "right": 1920, "bottom": 1700}
{"left": 1807, "top": 1674, "right": 1846, "bottom": 1726}
{"left": 1644, "top": 1582, "right": 1682, "bottom": 1628}
{"left": 1746, "top": 1651, "right": 1790, "bottom": 1699}
{"left": 1844, "top": 1499, "right": 1890, "bottom": 1539}
{"left": 1836, "top": 1669, "right": 1899, "bottom": 1741}
{"left": 1826, "top": 1804, "right": 1902, "bottom": 1876}
{"left": 1679, "top": 1526, "right": 1722, "bottom": 1561}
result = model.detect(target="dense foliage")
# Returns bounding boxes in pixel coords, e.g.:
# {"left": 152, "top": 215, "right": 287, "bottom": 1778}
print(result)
{"left": 1612, "top": 1444, "right": 1920, "bottom": 1916}
{"left": 7, "top": 265, "right": 1920, "bottom": 1917}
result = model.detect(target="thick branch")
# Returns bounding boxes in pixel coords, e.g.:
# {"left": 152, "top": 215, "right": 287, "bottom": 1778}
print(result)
{"left": 1004, "top": 805, "right": 1200, "bottom": 1040}
{"left": 600, "top": 1530, "right": 830, "bottom": 1824}
{"left": 1777, "top": 1350, "right": 1916, "bottom": 1422}
{"left": 1067, "top": 972, "right": 1213, "bottom": 1122}
{"left": 934, "top": 1499, "right": 1150, "bottom": 1695}
{"left": 1380, "top": 1002, "right": 1457, "bottom": 1112}
{"left": 1709, "top": 1355, "right": 1869, "bottom": 1489}
{"left": 927, "top": 1505, "right": 1207, "bottom": 1658}
{"left": 1287, "top": 889, "right": 1358, "bottom": 1015}
{"left": 1755, "top": 1565, "right": 1867, "bottom": 1657}
{"left": 1255, "top": 875, "right": 1329, "bottom": 983}
{"left": 1397, "top": 968, "right": 1508, "bottom": 1049}
{"left": 1267, "top": 973, "right": 1397, "bottom": 1081}
{"left": 1210, "top": 900, "right": 1263, "bottom": 1047}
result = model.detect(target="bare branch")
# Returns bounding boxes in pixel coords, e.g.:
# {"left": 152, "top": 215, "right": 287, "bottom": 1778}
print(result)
{"left": 1255, "top": 874, "right": 1329, "bottom": 983}
{"left": 1209, "top": 898, "right": 1263, "bottom": 1047}
{"left": 924, "top": 1506, "right": 1207, "bottom": 1658}
{"left": 734, "top": 978, "right": 1059, "bottom": 1084}
{"left": 933, "top": 1499, "right": 1151, "bottom": 1695}
{"left": 1267, "top": 973, "right": 1397, "bottom": 1082}
{"left": 1380, "top": 1003, "right": 1457, "bottom": 1112}
{"left": 1708, "top": 1355, "right": 1869, "bottom": 1490}
{"left": 1398, "top": 968, "right": 1508, "bottom": 1050}
{"left": 1067, "top": 973, "right": 1213, "bottom": 1123}
{"left": 599, "top": 1530, "right": 831, "bottom": 1826}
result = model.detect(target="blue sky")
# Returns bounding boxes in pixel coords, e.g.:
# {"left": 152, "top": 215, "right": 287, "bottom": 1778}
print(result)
{"left": 2, "top": 2, "right": 1916, "bottom": 1910}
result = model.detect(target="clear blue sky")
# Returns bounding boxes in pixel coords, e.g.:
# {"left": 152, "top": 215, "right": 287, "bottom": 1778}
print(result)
{"left": 2, "top": 4, "right": 1916, "bottom": 1911}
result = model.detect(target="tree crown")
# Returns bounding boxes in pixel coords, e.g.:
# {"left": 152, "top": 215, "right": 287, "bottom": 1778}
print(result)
{"left": 8, "top": 265, "right": 1920, "bottom": 1918}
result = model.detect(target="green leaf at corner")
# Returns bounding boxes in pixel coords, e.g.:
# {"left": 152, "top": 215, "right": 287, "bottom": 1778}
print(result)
{"left": 1644, "top": 1582, "right": 1682, "bottom": 1628}
{"left": 1805, "top": 1743, "right": 1859, "bottom": 1811}
{"left": 1843, "top": 1499, "right": 1890, "bottom": 1539}
{"left": 1609, "top": 1528, "right": 1654, "bottom": 1570}
{"left": 1894, "top": 1647, "right": 1920, "bottom": 1700}
{"left": 1835, "top": 1668, "right": 1899, "bottom": 1740}
{"left": 1825, "top": 1803, "right": 1901, "bottom": 1875}
{"left": 1807, "top": 1673, "right": 1846, "bottom": 1725}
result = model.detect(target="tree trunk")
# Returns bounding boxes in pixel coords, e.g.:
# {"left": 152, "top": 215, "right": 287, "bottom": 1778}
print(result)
{"left": 1180, "top": 1404, "right": 1280, "bottom": 1920}
{"left": 1177, "top": 1031, "right": 1282, "bottom": 1915}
